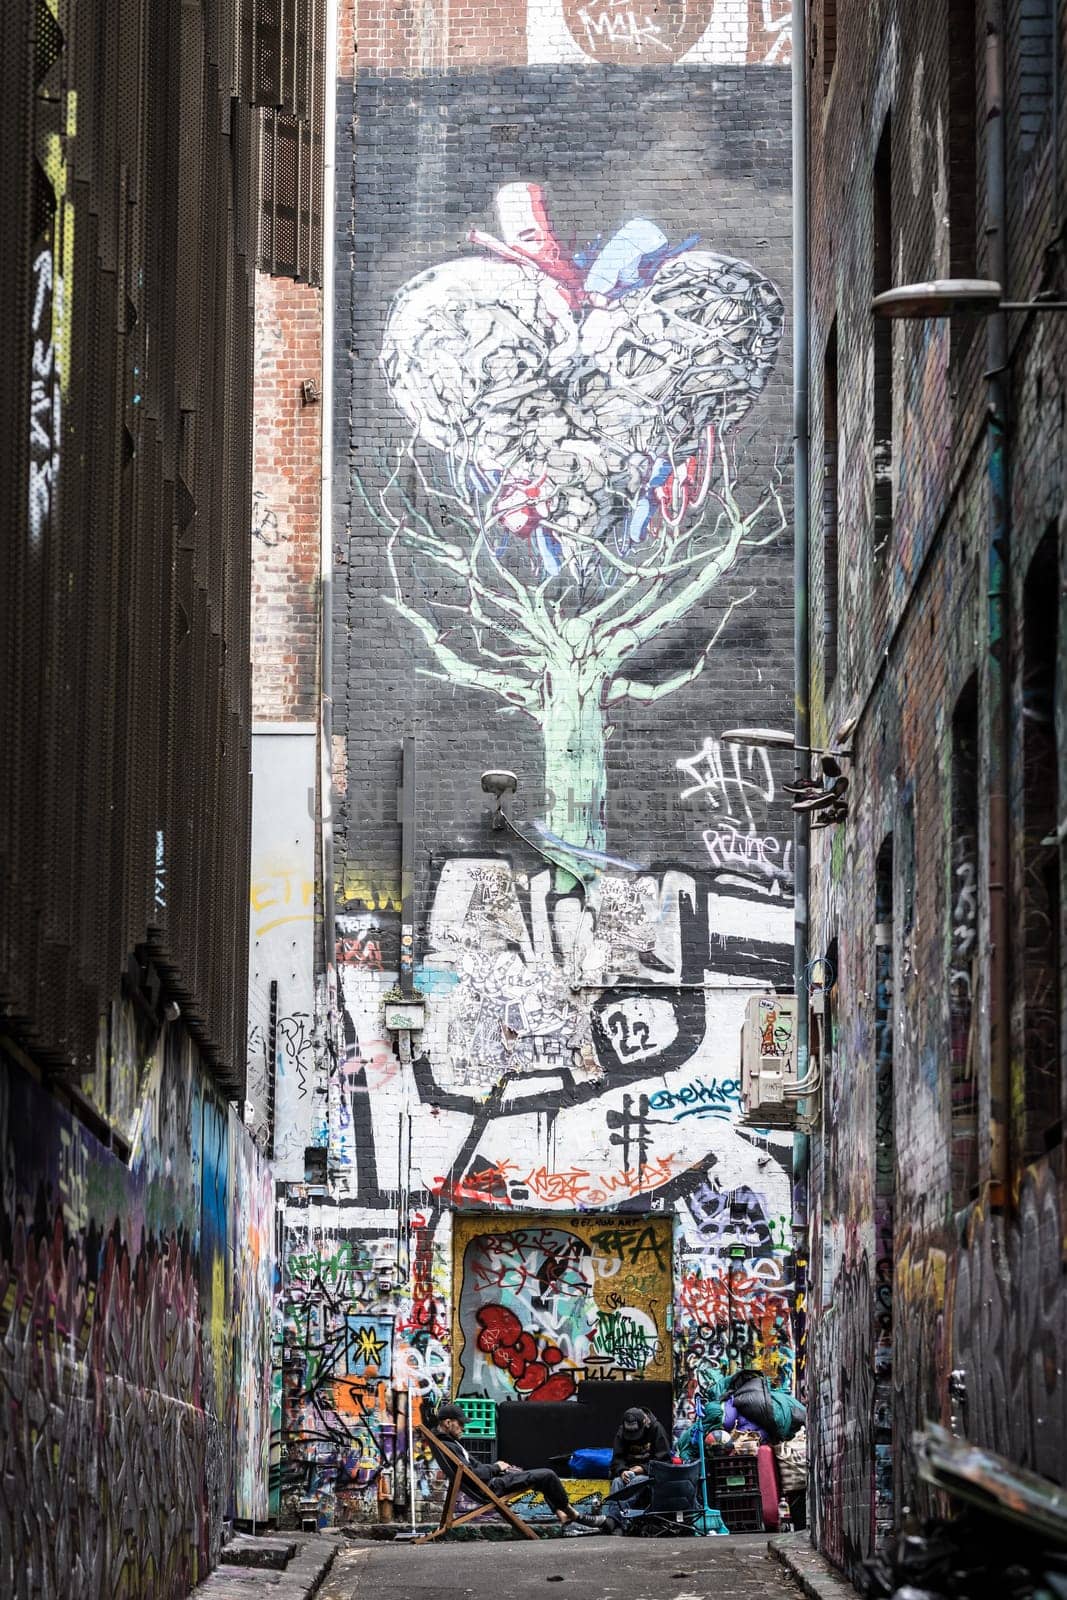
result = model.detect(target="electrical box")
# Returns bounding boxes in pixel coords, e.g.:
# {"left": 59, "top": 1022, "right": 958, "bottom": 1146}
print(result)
{"left": 739, "top": 994, "right": 799, "bottom": 1129}
{"left": 384, "top": 1001, "right": 425, "bottom": 1032}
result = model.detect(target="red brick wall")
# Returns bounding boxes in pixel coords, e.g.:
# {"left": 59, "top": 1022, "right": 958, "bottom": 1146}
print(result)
{"left": 251, "top": 272, "right": 323, "bottom": 723}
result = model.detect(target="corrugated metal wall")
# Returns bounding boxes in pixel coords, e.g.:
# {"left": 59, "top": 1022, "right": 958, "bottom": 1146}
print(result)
{"left": 0, "top": 0, "right": 266, "bottom": 1094}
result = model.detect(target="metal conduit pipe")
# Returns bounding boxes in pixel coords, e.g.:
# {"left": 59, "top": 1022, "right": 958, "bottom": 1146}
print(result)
{"left": 319, "top": 0, "right": 339, "bottom": 991}
{"left": 984, "top": 0, "right": 1010, "bottom": 1199}
{"left": 792, "top": 2, "right": 812, "bottom": 1103}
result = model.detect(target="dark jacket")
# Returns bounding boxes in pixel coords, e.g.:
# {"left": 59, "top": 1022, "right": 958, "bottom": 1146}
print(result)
{"left": 610, "top": 1413, "right": 672, "bottom": 1478}
{"left": 434, "top": 1428, "right": 500, "bottom": 1485}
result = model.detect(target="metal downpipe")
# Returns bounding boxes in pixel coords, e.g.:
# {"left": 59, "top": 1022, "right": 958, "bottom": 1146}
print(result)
{"left": 320, "top": 0, "right": 339, "bottom": 998}
{"left": 792, "top": 4, "right": 811, "bottom": 1095}
{"left": 984, "top": 0, "right": 1010, "bottom": 1200}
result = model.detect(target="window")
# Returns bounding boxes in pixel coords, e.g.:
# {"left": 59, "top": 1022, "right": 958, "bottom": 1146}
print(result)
{"left": 823, "top": 320, "right": 840, "bottom": 689}
{"left": 1019, "top": 0, "right": 1054, "bottom": 155}
{"left": 873, "top": 117, "right": 893, "bottom": 579}
{"left": 823, "top": 0, "right": 837, "bottom": 92}
{"left": 950, "top": 674, "right": 979, "bottom": 1204}
{"left": 1021, "top": 527, "right": 1062, "bottom": 1160}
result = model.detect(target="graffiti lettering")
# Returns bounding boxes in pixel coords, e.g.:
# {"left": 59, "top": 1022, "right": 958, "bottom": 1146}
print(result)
{"left": 29, "top": 247, "right": 61, "bottom": 547}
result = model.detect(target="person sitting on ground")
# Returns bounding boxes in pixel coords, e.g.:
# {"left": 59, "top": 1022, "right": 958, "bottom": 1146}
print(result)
{"left": 431, "top": 1402, "right": 607, "bottom": 1531}
{"left": 608, "top": 1405, "right": 673, "bottom": 1497}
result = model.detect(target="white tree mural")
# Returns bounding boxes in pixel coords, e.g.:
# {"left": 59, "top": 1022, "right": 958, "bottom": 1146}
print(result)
{"left": 362, "top": 183, "right": 786, "bottom": 862}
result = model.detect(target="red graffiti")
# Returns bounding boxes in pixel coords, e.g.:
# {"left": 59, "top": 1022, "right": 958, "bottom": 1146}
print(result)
{"left": 474, "top": 1304, "right": 575, "bottom": 1401}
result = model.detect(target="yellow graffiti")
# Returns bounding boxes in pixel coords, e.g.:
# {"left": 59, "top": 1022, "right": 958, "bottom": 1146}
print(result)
{"left": 339, "top": 866, "right": 401, "bottom": 913}
{"left": 250, "top": 862, "right": 314, "bottom": 935}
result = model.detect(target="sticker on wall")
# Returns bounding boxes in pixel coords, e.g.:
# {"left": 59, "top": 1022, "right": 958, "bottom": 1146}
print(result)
{"left": 452, "top": 1213, "right": 672, "bottom": 1400}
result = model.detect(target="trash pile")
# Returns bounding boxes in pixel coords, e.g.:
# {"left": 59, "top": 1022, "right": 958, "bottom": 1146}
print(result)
{"left": 859, "top": 1511, "right": 1067, "bottom": 1600}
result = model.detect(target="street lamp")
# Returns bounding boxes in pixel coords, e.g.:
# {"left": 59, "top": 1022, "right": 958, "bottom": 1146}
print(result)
{"left": 720, "top": 726, "right": 853, "bottom": 759}
{"left": 872, "top": 279, "right": 1067, "bottom": 319}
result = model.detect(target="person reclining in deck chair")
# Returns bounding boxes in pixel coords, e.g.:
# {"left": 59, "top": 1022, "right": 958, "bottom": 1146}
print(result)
{"left": 432, "top": 1403, "right": 607, "bottom": 1532}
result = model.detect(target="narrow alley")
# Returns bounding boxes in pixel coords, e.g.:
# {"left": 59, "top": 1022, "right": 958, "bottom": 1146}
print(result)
{"left": 3, "top": 1, "right": 1067, "bottom": 1599}
{"left": 318, "top": 1535, "right": 812, "bottom": 1600}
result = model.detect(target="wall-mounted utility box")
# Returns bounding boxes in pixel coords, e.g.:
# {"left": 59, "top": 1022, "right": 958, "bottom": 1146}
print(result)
{"left": 384, "top": 1001, "right": 425, "bottom": 1032}
{"left": 739, "top": 994, "right": 798, "bottom": 1129}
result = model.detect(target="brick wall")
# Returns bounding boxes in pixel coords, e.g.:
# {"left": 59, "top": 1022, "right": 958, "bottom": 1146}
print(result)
{"left": 805, "top": 0, "right": 1067, "bottom": 1580}
{"left": 274, "top": 0, "right": 799, "bottom": 1531}
{"left": 251, "top": 272, "right": 323, "bottom": 725}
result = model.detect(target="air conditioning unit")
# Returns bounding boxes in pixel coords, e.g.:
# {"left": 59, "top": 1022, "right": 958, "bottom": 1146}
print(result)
{"left": 739, "top": 994, "right": 799, "bottom": 1129}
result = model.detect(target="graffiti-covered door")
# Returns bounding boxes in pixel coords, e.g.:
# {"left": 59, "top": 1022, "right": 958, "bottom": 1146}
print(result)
{"left": 453, "top": 1215, "right": 672, "bottom": 1401}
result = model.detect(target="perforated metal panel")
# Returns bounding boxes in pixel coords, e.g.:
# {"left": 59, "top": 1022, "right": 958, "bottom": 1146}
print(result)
{"left": 256, "top": 0, "right": 323, "bottom": 283}
{"left": 0, "top": 0, "right": 259, "bottom": 1098}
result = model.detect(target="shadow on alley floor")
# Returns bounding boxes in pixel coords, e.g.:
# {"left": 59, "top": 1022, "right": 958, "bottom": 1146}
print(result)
{"left": 320, "top": 1532, "right": 806, "bottom": 1600}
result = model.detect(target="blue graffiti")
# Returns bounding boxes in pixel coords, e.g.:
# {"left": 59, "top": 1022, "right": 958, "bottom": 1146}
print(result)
{"left": 647, "top": 1077, "right": 742, "bottom": 1121}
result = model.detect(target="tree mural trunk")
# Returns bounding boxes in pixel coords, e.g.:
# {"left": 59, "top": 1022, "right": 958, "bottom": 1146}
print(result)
{"left": 539, "top": 664, "right": 607, "bottom": 859}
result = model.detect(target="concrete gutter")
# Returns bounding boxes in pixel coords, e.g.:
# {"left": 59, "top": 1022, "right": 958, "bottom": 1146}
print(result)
{"left": 768, "top": 1533, "right": 861, "bottom": 1599}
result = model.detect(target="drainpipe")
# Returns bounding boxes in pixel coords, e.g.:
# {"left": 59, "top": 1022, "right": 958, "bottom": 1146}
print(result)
{"left": 984, "top": 0, "right": 1010, "bottom": 1201}
{"left": 790, "top": 0, "right": 812, "bottom": 1381}
{"left": 319, "top": 0, "right": 338, "bottom": 993}
{"left": 792, "top": 4, "right": 811, "bottom": 1106}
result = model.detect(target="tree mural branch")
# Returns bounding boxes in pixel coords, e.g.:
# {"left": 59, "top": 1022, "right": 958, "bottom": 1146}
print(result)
{"left": 371, "top": 182, "right": 786, "bottom": 858}
{"left": 606, "top": 589, "right": 757, "bottom": 706}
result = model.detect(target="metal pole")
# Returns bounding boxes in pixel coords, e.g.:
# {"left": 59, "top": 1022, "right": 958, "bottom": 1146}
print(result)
{"left": 792, "top": 0, "right": 811, "bottom": 1084}
{"left": 408, "top": 1386, "right": 418, "bottom": 1534}
{"left": 984, "top": 0, "right": 1010, "bottom": 1200}
{"left": 319, "top": 0, "right": 338, "bottom": 997}
{"left": 400, "top": 735, "right": 416, "bottom": 996}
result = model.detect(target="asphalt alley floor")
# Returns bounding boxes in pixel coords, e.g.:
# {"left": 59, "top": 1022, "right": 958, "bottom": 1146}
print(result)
{"left": 320, "top": 1532, "right": 805, "bottom": 1600}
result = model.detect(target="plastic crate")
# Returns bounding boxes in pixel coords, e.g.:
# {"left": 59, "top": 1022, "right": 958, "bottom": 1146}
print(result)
{"left": 716, "top": 1492, "right": 765, "bottom": 1534}
{"left": 461, "top": 1434, "right": 498, "bottom": 1466}
{"left": 460, "top": 1399, "right": 497, "bottom": 1438}
{"left": 709, "top": 1454, "right": 760, "bottom": 1499}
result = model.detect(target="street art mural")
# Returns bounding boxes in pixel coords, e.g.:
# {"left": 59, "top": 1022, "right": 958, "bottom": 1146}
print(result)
{"left": 372, "top": 181, "right": 785, "bottom": 860}
{"left": 453, "top": 1216, "right": 672, "bottom": 1399}
{"left": 308, "top": 36, "right": 796, "bottom": 1529}
{"left": 0, "top": 1012, "right": 273, "bottom": 1600}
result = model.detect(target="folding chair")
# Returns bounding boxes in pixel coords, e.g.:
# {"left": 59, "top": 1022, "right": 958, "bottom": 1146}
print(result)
{"left": 639, "top": 1460, "right": 703, "bottom": 1536}
{"left": 413, "top": 1423, "right": 540, "bottom": 1543}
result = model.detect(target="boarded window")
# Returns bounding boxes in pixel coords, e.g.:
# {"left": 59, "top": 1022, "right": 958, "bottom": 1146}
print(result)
{"left": 1019, "top": 0, "right": 1054, "bottom": 155}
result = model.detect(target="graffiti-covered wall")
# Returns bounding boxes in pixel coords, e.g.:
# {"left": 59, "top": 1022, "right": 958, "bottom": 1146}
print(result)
{"left": 276, "top": 0, "right": 796, "bottom": 1530}
{"left": 0, "top": 1014, "right": 274, "bottom": 1599}
{"left": 804, "top": 0, "right": 1067, "bottom": 1584}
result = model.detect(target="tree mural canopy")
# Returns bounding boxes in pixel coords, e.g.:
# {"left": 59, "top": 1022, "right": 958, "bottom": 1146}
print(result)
{"left": 367, "top": 182, "right": 786, "bottom": 859}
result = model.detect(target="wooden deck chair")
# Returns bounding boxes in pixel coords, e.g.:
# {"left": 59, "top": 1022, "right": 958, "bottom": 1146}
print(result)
{"left": 413, "top": 1423, "right": 540, "bottom": 1542}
